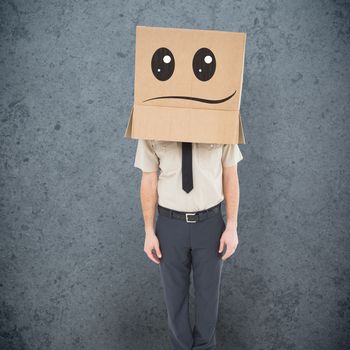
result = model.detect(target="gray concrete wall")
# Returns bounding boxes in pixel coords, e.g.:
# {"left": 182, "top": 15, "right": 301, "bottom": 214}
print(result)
{"left": 0, "top": 0, "right": 349, "bottom": 349}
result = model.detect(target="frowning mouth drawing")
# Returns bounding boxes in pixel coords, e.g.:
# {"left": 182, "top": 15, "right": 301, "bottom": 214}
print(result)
{"left": 143, "top": 91, "right": 236, "bottom": 104}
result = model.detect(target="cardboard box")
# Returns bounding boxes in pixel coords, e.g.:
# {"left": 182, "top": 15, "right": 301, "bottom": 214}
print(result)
{"left": 124, "top": 25, "right": 246, "bottom": 144}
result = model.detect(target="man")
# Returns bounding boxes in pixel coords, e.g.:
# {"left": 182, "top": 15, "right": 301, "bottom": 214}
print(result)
{"left": 134, "top": 139, "right": 243, "bottom": 350}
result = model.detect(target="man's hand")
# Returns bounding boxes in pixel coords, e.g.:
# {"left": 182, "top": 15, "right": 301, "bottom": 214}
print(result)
{"left": 218, "top": 222, "right": 239, "bottom": 260}
{"left": 144, "top": 231, "right": 162, "bottom": 264}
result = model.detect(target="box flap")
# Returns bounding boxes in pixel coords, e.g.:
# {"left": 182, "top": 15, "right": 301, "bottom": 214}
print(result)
{"left": 124, "top": 107, "right": 134, "bottom": 138}
{"left": 124, "top": 104, "right": 244, "bottom": 144}
{"left": 238, "top": 112, "right": 245, "bottom": 144}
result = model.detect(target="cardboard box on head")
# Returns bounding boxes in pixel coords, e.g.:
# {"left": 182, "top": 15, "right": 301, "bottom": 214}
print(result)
{"left": 124, "top": 25, "right": 246, "bottom": 144}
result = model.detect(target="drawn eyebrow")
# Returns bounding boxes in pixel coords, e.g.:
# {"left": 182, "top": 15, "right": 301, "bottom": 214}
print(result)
{"left": 143, "top": 91, "right": 236, "bottom": 104}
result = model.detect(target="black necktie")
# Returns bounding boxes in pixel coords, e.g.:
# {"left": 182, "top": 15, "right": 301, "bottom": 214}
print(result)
{"left": 182, "top": 142, "right": 193, "bottom": 193}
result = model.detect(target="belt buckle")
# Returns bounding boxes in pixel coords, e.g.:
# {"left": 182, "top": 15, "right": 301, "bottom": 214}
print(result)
{"left": 185, "top": 213, "right": 197, "bottom": 223}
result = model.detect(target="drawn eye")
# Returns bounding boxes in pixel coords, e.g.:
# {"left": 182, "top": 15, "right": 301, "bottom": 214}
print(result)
{"left": 192, "top": 48, "right": 216, "bottom": 81}
{"left": 151, "top": 47, "right": 175, "bottom": 81}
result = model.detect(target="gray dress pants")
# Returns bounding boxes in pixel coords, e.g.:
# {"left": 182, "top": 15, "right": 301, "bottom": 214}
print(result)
{"left": 155, "top": 203, "right": 226, "bottom": 350}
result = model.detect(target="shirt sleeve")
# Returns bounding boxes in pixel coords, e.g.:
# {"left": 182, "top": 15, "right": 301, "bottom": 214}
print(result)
{"left": 221, "top": 144, "right": 243, "bottom": 167}
{"left": 134, "top": 139, "right": 159, "bottom": 172}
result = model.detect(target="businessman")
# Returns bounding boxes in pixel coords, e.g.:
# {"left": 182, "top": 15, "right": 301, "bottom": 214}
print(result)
{"left": 134, "top": 139, "right": 243, "bottom": 350}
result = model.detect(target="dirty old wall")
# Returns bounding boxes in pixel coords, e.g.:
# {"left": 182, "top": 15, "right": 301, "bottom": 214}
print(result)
{"left": 0, "top": 0, "right": 349, "bottom": 349}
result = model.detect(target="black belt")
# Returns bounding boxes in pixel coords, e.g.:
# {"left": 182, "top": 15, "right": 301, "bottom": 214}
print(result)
{"left": 158, "top": 202, "right": 222, "bottom": 223}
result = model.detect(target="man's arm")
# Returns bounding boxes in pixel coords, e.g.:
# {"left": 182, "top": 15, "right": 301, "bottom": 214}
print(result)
{"left": 140, "top": 171, "right": 158, "bottom": 233}
{"left": 223, "top": 165, "right": 240, "bottom": 229}
{"left": 141, "top": 171, "right": 162, "bottom": 264}
{"left": 133, "top": 139, "right": 162, "bottom": 264}
{"left": 219, "top": 165, "right": 240, "bottom": 260}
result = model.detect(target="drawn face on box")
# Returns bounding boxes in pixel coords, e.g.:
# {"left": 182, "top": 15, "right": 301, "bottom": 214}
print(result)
{"left": 134, "top": 26, "right": 246, "bottom": 111}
